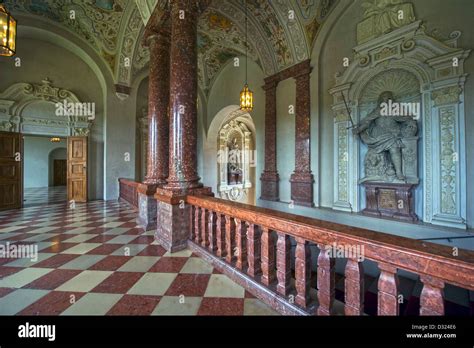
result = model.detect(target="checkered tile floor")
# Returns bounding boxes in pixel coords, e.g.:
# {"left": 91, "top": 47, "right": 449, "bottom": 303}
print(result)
{"left": 0, "top": 199, "right": 278, "bottom": 316}
{"left": 24, "top": 186, "right": 67, "bottom": 207}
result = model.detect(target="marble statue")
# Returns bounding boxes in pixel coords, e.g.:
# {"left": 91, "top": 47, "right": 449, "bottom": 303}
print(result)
{"left": 354, "top": 91, "right": 418, "bottom": 183}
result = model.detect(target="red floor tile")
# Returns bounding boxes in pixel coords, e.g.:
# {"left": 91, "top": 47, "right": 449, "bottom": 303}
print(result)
{"left": 107, "top": 295, "right": 161, "bottom": 315}
{"left": 32, "top": 254, "right": 80, "bottom": 268}
{"left": 18, "top": 291, "right": 86, "bottom": 315}
{"left": 124, "top": 228, "right": 146, "bottom": 235}
{"left": 92, "top": 272, "right": 143, "bottom": 293}
{"left": 165, "top": 274, "right": 211, "bottom": 297}
{"left": 0, "top": 287, "right": 15, "bottom": 298}
{"left": 88, "top": 256, "right": 131, "bottom": 271}
{"left": 130, "top": 235, "right": 155, "bottom": 244}
{"left": 87, "top": 244, "right": 123, "bottom": 255}
{"left": 148, "top": 257, "right": 188, "bottom": 273}
{"left": 23, "top": 269, "right": 82, "bottom": 290}
{"left": 86, "top": 235, "right": 117, "bottom": 243}
{"left": 197, "top": 298, "right": 244, "bottom": 316}
{"left": 0, "top": 266, "right": 23, "bottom": 279}
{"left": 138, "top": 245, "right": 167, "bottom": 257}
{"left": 40, "top": 242, "right": 79, "bottom": 253}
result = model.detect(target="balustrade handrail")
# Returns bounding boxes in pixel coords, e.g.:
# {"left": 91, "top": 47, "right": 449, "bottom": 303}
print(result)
{"left": 187, "top": 194, "right": 474, "bottom": 291}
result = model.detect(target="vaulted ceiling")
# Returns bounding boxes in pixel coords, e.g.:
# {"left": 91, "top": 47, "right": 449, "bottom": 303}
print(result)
{"left": 3, "top": 0, "right": 336, "bottom": 93}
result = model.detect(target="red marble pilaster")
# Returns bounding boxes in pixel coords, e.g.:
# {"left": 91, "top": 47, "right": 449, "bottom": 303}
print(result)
{"left": 260, "top": 79, "right": 280, "bottom": 201}
{"left": 290, "top": 60, "right": 314, "bottom": 207}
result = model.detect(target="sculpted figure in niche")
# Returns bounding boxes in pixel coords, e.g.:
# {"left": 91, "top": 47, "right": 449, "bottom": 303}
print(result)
{"left": 227, "top": 137, "right": 242, "bottom": 185}
{"left": 353, "top": 91, "right": 418, "bottom": 182}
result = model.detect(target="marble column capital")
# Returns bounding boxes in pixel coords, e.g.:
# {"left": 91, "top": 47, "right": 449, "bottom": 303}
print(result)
{"left": 144, "top": 22, "right": 171, "bottom": 48}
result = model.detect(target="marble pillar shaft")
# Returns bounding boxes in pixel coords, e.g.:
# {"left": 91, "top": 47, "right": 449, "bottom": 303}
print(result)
{"left": 165, "top": 0, "right": 201, "bottom": 190}
{"left": 144, "top": 28, "right": 170, "bottom": 185}
{"left": 137, "top": 25, "right": 171, "bottom": 231}
{"left": 155, "top": 0, "right": 212, "bottom": 252}
{"left": 260, "top": 80, "right": 280, "bottom": 201}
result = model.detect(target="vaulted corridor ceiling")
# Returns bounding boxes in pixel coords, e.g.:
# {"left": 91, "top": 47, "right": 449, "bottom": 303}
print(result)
{"left": 3, "top": 0, "right": 336, "bottom": 89}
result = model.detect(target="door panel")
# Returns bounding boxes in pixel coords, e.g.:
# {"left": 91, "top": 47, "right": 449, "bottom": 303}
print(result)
{"left": 0, "top": 131, "right": 22, "bottom": 211}
{"left": 67, "top": 137, "right": 87, "bottom": 202}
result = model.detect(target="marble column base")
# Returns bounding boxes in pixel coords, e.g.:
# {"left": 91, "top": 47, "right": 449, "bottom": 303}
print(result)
{"left": 290, "top": 172, "right": 314, "bottom": 207}
{"left": 362, "top": 182, "right": 418, "bottom": 222}
{"left": 154, "top": 186, "right": 213, "bottom": 253}
{"left": 260, "top": 171, "right": 280, "bottom": 201}
{"left": 136, "top": 183, "right": 158, "bottom": 231}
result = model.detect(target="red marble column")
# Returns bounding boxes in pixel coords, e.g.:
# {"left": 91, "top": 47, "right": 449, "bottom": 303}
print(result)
{"left": 260, "top": 79, "right": 280, "bottom": 201}
{"left": 290, "top": 61, "right": 314, "bottom": 207}
{"left": 137, "top": 22, "right": 170, "bottom": 231}
{"left": 154, "top": 0, "right": 212, "bottom": 253}
{"left": 164, "top": 0, "right": 203, "bottom": 192}
{"left": 144, "top": 26, "right": 170, "bottom": 185}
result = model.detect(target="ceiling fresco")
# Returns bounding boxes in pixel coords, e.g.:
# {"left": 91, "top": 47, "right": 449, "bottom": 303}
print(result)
{"left": 3, "top": 0, "right": 337, "bottom": 92}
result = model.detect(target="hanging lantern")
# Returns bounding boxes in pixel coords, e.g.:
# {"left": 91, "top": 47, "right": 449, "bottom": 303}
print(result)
{"left": 0, "top": 4, "right": 16, "bottom": 57}
{"left": 240, "top": 84, "right": 253, "bottom": 112}
{"left": 239, "top": 0, "right": 253, "bottom": 112}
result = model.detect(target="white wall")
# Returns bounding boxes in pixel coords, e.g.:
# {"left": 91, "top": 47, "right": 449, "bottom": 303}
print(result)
{"left": 24, "top": 136, "right": 66, "bottom": 188}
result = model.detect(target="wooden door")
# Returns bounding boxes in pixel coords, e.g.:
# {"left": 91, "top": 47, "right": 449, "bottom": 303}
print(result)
{"left": 0, "top": 131, "right": 22, "bottom": 211}
{"left": 67, "top": 137, "right": 87, "bottom": 202}
{"left": 53, "top": 159, "right": 67, "bottom": 186}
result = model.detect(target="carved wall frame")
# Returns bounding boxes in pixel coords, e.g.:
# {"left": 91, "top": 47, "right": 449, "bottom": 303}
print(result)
{"left": 0, "top": 78, "right": 93, "bottom": 137}
{"left": 329, "top": 20, "right": 470, "bottom": 229}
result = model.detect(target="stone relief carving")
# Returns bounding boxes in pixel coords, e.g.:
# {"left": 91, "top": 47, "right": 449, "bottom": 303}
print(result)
{"left": 354, "top": 91, "right": 419, "bottom": 184}
{"left": 357, "top": 0, "right": 416, "bottom": 44}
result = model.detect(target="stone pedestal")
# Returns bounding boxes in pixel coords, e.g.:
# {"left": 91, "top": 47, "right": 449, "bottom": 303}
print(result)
{"left": 136, "top": 183, "right": 158, "bottom": 231}
{"left": 362, "top": 182, "right": 418, "bottom": 222}
{"left": 260, "top": 171, "right": 280, "bottom": 201}
{"left": 290, "top": 172, "right": 314, "bottom": 207}
{"left": 155, "top": 187, "right": 213, "bottom": 252}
